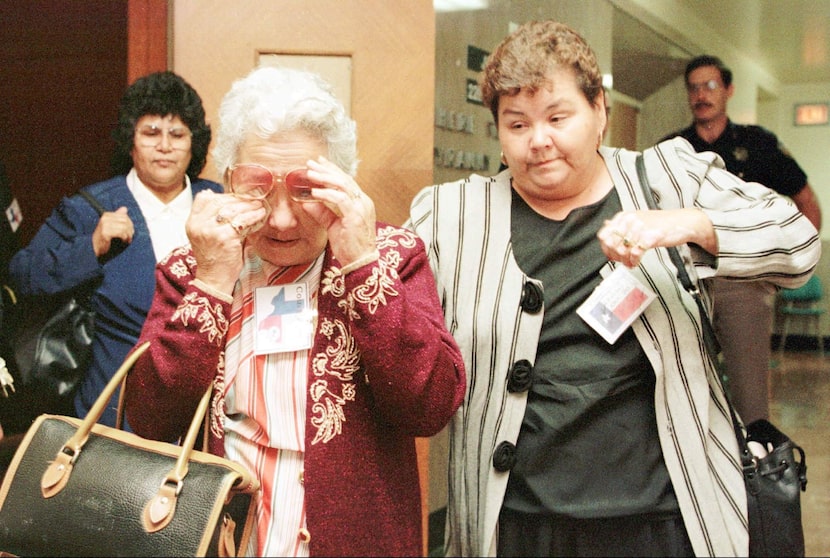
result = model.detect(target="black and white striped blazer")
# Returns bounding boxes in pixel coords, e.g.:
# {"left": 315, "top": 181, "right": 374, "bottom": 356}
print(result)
{"left": 406, "top": 137, "right": 820, "bottom": 557}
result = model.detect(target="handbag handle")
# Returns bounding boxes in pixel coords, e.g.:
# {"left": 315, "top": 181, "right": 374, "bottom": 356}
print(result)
{"left": 40, "top": 341, "right": 152, "bottom": 498}
{"left": 635, "top": 155, "right": 722, "bottom": 358}
{"left": 634, "top": 155, "right": 751, "bottom": 450}
{"left": 38, "top": 340, "right": 216, "bottom": 532}
{"left": 76, "top": 189, "right": 106, "bottom": 216}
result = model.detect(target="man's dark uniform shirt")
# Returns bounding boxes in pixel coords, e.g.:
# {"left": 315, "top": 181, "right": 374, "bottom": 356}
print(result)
{"left": 661, "top": 120, "right": 807, "bottom": 197}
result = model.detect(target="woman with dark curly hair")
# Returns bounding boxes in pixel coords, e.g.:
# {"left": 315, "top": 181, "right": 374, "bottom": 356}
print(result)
{"left": 9, "top": 71, "right": 222, "bottom": 427}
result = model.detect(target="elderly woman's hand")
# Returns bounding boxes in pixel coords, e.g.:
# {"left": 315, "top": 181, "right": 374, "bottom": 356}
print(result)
{"left": 597, "top": 208, "right": 717, "bottom": 268}
{"left": 187, "top": 190, "right": 269, "bottom": 294}
{"left": 301, "top": 156, "right": 378, "bottom": 268}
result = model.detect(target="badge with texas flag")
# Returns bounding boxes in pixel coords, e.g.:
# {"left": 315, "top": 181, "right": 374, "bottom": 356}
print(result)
{"left": 577, "top": 266, "right": 656, "bottom": 344}
{"left": 254, "top": 282, "right": 315, "bottom": 354}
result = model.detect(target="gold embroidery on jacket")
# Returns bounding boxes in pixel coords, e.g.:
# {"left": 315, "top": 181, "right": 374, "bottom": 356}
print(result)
{"left": 160, "top": 244, "right": 190, "bottom": 266}
{"left": 310, "top": 227, "right": 415, "bottom": 444}
{"left": 310, "top": 317, "right": 358, "bottom": 444}
{"left": 376, "top": 225, "right": 417, "bottom": 251}
{"left": 210, "top": 353, "right": 226, "bottom": 441}
{"left": 321, "top": 226, "right": 413, "bottom": 318}
{"left": 173, "top": 292, "right": 229, "bottom": 345}
{"left": 169, "top": 258, "right": 189, "bottom": 279}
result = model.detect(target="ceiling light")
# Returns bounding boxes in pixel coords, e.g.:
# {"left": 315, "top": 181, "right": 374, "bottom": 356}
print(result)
{"left": 434, "top": 0, "right": 489, "bottom": 12}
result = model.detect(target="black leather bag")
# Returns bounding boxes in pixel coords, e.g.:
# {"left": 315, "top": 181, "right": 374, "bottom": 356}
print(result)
{"left": 742, "top": 419, "right": 808, "bottom": 557}
{"left": 0, "top": 341, "right": 260, "bottom": 556}
{"left": 9, "top": 290, "right": 95, "bottom": 397}
{"left": 636, "top": 154, "right": 807, "bottom": 557}
{"left": 0, "top": 190, "right": 104, "bottom": 428}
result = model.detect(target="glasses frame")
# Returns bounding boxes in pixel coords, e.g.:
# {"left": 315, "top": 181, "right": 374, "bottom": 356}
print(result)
{"left": 226, "top": 163, "right": 322, "bottom": 203}
{"left": 686, "top": 79, "right": 722, "bottom": 94}
{"left": 135, "top": 124, "right": 192, "bottom": 150}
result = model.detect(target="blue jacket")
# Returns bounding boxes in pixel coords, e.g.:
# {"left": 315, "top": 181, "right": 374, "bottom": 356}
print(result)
{"left": 9, "top": 174, "right": 222, "bottom": 426}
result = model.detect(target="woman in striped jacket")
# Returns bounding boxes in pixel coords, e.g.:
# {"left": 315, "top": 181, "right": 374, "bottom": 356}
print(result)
{"left": 406, "top": 20, "right": 820, "bottom": 557}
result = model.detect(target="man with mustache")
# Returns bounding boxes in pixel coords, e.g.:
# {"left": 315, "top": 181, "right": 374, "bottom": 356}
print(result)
{"left": 661, "top": 54, "right": 822, "bottom": 425}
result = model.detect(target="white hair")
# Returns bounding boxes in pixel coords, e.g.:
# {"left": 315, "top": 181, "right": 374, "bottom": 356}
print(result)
{"left": 212, "top": 66, "right": 358, "bottom": 178}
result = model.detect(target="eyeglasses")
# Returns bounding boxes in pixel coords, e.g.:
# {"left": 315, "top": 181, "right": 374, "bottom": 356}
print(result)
{"left": 226, "top": 164, "right": 323, "bottom": 202}
{"left": 686, "top": 80, "right": 722, "bottom": 94}
{"left": 135, "top": 124, "right": 192, "bottom": 150}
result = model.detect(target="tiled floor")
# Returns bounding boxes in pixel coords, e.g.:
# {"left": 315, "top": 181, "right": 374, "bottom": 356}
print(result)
{"left": 769, "top": 349, "right": 830, "bottom": 557}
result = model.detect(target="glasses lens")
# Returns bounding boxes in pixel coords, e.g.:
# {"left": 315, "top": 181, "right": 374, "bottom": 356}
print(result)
{"left": 229, "top": 165, "right": 273, "bottom": 199}
{"left": 687, "top": 80, "right": 720, "bottom": 93}
{"left": 285, "top": 169, "right": 321, "bottom": 202}
{"left": 136, "top": 125, "right": 191, "bottom": 149}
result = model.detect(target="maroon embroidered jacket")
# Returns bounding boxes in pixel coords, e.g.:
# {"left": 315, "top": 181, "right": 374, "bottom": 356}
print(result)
{"left": 125, "top": 224, "right": 466, "bottom": 557}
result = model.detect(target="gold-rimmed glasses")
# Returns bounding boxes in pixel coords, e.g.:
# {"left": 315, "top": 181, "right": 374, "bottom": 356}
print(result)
{"left": 226, "top": 163, "right": 323, "bottom": 202}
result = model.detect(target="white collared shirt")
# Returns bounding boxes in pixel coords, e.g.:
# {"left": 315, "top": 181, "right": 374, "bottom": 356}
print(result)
{"left": 126, "top": 168, "right": 193, "bottom": 262}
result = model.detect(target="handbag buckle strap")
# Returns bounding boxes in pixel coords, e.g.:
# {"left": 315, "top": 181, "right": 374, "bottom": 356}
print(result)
{"left": 142, "top": 479, "right": 182, "bottom": 533}
{"left": 40, "top": 446, "right": 78, "bottom": 498}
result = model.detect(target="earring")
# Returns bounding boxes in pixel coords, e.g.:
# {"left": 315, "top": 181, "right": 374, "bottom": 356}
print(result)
{"left": 500, "top": 151, "right": 507, "bottom": 166}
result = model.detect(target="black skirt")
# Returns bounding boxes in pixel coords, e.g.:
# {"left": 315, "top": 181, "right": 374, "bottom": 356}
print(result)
{"left": 497, "top": 507, "right": 694, "bottom": 557}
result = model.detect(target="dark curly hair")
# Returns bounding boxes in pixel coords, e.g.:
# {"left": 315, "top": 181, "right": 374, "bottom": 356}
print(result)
{"left": 110, "top": 71, "right": 210, "bottom": 180}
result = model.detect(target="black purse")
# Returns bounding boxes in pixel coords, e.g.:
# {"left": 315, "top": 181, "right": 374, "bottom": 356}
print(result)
{"left": 635, "top": 154, "right": 807, "bottom": 557}
{"left": 0, "top": 190, "right": 105, "bottom": 430}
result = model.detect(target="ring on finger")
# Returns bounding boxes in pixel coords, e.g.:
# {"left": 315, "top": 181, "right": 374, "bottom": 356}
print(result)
{"left": 216, "top": 213, "right": 228, "bottom": 224}
{"left": 230, "top": 221, "right": 245, "bottom": 235}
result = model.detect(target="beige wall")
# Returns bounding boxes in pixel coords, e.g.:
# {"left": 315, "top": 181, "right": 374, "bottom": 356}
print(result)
{"left": 171, "top": 0, "right": 434, "bottom": 229}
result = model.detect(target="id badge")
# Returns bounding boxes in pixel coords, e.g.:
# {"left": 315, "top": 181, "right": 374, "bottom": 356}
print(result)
{"left": 576, "top": 266, "right": 656, "bottom": 344}
{"left": 253, "top": 283, "right": 314, "bottom": 354}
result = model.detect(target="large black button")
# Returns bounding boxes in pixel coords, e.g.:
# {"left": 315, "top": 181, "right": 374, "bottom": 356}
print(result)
{"left": 520, "top": 282, "right": 543, "bottom": 313}
{"left": 507, "top": 360, "right": 533, "bottom": 393}
{"left": 492, "top": 441, "right": 517, "bottom": 472}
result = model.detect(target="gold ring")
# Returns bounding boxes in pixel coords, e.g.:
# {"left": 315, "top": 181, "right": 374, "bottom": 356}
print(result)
{"left": 612, "top": 230, "right": 635, "bottom": 248}
{"left": 216, "top": 213, "right": 228, "bottom": 224}
{"left": 349, "top": 190, "right": 360, "bottom": 200}
{"left": 230, "top": 221, "right": 245, "bottom": 235}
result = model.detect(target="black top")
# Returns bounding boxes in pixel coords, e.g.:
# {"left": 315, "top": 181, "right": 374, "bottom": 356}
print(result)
{"left": 504, "top": 186, "right": 677, "bottom": 518}
{"left": 661, "top": 120, "right": 807, "bottom": 196}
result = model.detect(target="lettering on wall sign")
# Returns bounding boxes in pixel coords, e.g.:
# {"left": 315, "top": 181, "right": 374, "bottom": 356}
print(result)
{"left": 466, "top": 78, "right": 483, "bottom": 105}
{"left": 434, "top": 147, "right": 490, "bottom": 171}
{"left": 435, "top": 107, "right": 475, "bottom": 134}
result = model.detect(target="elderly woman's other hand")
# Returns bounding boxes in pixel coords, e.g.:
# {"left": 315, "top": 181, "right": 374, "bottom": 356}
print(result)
{"left": 301, "top": 156, "right": 378, "bottom": 269}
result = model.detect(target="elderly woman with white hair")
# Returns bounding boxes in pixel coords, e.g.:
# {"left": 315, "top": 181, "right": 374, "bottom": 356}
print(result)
{"left": 124, "top": 66, "right": 466, "bottom": 557}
